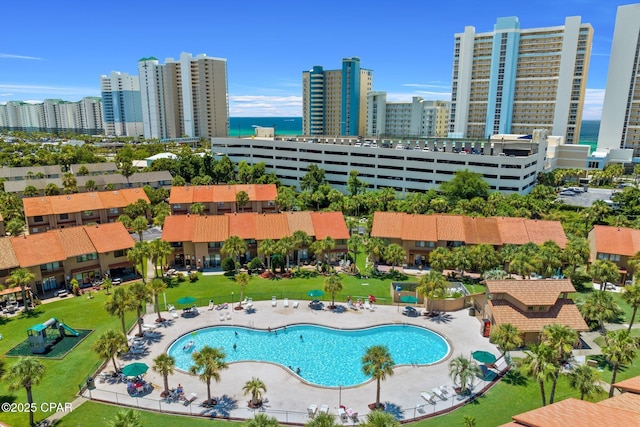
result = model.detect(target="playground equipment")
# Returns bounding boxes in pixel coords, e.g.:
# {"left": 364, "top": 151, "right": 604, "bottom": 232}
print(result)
{"left": 27, "top": 317, "right": 80, "bottom": 354}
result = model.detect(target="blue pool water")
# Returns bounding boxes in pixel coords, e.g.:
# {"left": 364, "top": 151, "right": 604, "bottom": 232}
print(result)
{"left": 168, "top": 324, "right": 449, "bottom": 387}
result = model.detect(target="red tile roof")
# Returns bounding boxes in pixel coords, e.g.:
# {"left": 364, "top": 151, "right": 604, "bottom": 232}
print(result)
{"left": 228, "top": 213, "right": 258, "bottom": 239}
{"left": 212, "top": 185, "right": 238, "bottom": 203}
{"left": 255, "top": 213, "right": 291, "bottom": 240}
{"left": 598, "top": 392, "right": 640, "bottom": 412}
{"left": 497, "top": 217, "right": 531, "bottom": 245}
{"left": 486, "top": 280, "right": 576, "bottom": 306}
{"left": 97, "top": 188, "right": 149, "bottom": 209}
{"left": 463, "top": 217, "right": 502, "bottom": 245}
{"left": 54, "top": 227, "right": 96, "bottom": 258}
{"left": 162, "top": 215, "right": 197, "bottom": 242}
{"left": 489, "top": 298, "right": 589, "bottom": 333}
{"left": 591, "top": 225, "right": 640, "bottom": 257}
{"left": 436, "top": 215, "right": 466, "bottom": 242}
{"left": 49, "top": 192, "right": 104, "bottom": 214}
{"left": 192, "top": 216, "right": 228, "bottom": 243}
{"left": 82, "top": 222, "right": 135, "bottom": 253}
{"left": 11, "top": 233, "right": 67, "bottom": 267}
{"left": 403, "top": 214, "right": 438, "bottom": 241}
{"left": 524, "top": 219, "right": 568, "bottom": 247}
{"left": 168, "top": 186, "right": 215, "bottom": 204}
{"left": 0, "top": 237, "right": 19, "bottom": 270}
{"left": 613, "top": 376, "right": 640, "bottom": 394}
{"left": 371, "top": 212, "right": 403, "bottom": 239}
{"left": 286, "top": 212, "right": 315, "bottom": 237}
{"left": 310, "top": 212, "right": 349, "bottom": 240}
{"left": 23, "top": 189, "right": 149, "bottom": 217}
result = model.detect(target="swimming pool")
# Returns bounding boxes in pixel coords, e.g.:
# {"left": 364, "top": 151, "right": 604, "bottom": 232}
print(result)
{"left": 168, "top": 324, "right": 450, "bottom": 387}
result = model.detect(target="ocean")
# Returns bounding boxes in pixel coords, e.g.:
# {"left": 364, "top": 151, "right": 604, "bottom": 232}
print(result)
{"left": 578, "top": 120, "right": 599, "bottom": 153}
{"left": 229, "top": 117, "right": 302, "bottom": 137}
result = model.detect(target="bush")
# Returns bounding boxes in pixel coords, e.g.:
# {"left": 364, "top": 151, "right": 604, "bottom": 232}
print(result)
{"left": 248, "top": 257, "right": 264, "bottom": 274}
{"left": 292, "top": 269, "right": 318, "bottom": 279}
{"left": 70, "top": 278, "right": 80, "bottom": 296}
{"left": 189, "top": 272, "right": 198, "bottom": 282}
{"left": 222, "top": 257, "right": 236, "bottom": 272}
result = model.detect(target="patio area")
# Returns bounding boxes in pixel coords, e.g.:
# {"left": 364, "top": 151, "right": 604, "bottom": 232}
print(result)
{"left": 84, "top": 300, "right": 504, "bottom": 424}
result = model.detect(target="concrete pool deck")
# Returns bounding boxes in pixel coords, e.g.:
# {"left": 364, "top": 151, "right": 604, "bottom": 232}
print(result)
{"left": 84, "top": 300, "right": 503, "bottom": 424}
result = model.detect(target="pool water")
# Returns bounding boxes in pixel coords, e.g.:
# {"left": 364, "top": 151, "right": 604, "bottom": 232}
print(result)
{"left": 168, "top": 324, "right": 449, "bottom": 387}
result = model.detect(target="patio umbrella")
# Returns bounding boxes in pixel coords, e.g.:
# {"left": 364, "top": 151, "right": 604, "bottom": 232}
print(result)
{"left": 472, "top": 350, "right": 497, "bottom": 365}
{"left": 177, "top": 296, "right": 196, "bottom": 305}
{"left": 307, "top": 290, "right": 324, "bottom": 297}
{"left": 121, "top": 362, "right": 149, "bottom": 377}
{"left": 399, "top": 295, "right": 418, "bottom": 304}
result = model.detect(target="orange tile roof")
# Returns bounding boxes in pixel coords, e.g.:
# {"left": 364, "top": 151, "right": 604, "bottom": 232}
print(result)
{"left": 22, "top": 197, "right": 52, "bottom": 217}
{"left": 370, "top": 212, "right": 404, "bottom": 238}
{"left": 191, "top": 186, "right": 216, "bottom": 203}
{"left": 253, "top": 184, "right": 277, "bottom": 201}
{"left": 592, "top": 225, "right": 640, "bottom": 257}
{"left": 464, "top": 217, "right": 502, "bottom": 245}
{"left": 402, "top": 214, "right": 437, "bottom": 241}
{"left": 510, "top": 398, "right": 640, "bottom": 427}
{"left": 227, "top": 213, "right": 257, "bottom": 239}
{"left": 49, "top": 192, "right": 104, "bottom": 214}
{"left": 54, "top": 227, "right": 96, "bottom": 258}
{"left": 497, "top": 217, "right": 531, "bottom": 245}
{"left": 162, "top": 215, "right": 197, "bottom": 242}
{"left": 169, "top": 184, "right": 277, "bottom": 204}
{"left": 285, "top": 211, "right": 315, "bottom": 237}
{"left": 97, "top": 188, "right": 150, "bottom": 209}
{"left": 213, "top": 185, "right": 239, "bottom": 203}
{"left": 192, "top": 216, "right": 228, "bottom": 243}
{"left": 597, "top": 392, "right": 640, "bottom": 412}
{"left": 82, "top": 222, "right": 135, "bottom": 253}
{"left": 486, "top": 280, "right": 576, "bottom": 306}
{"left": 613, "top": 376, "right": 640, "bottom": 394}
{"left": 436, "top": 215, "right": 466, "bottom": 241}
{"left": 255, "top": 213, "right": 291, "bottom": 240}
{"left": 0, "top": 237, "right": 19, "bottom": 270}
{"left": 11, "top": 233, "right": 66, "bottom": 267}
{"left": 168, "top": 186, "right": 195, "bottom": 204}
{"left": 489, "top": 298, "right": 589, "bottom": 333}
{"left": 524, "top": 219, "right": 568, "bottom": 248}
{"left": 310, "top": 212, "right": 349, "bottom": 240}
{"left": 23, "top": 189, "right": 149, "bottom": 217}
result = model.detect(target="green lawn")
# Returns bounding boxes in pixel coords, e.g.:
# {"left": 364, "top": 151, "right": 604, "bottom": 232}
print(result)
{"left": 592, "top": 329, "right": 640, "bottom": 383}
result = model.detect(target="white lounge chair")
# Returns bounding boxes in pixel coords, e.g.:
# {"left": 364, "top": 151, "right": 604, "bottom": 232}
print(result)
{"left": 364, "top": 301, "right": 371, "bottom": 310}
{"left": 246, "top": 298, "right": 253, "bottom": 309}
{"left": 319, "top": 404, "right": 329, "bottom": 414}
{"left": 346, "top": 408, "right": 358, "bottom": 422}
{"left": 307, "top": 404, "right": 318, "bottom": 417}
{"left": 284, "top": 298, "right": 289, "bottom": 307}
{"left": 421, "top": 391, "right": 436, "bottom": 403}
{"left": 226, "top": 311, "right": 231, "bottom": 320}
{"left": 272, "top": 296, "right": 277, "bottom": 307}
{"left": 293, "top": 300, "right": 299, "bottom": 308}
{"left": 171, "top": 311, "right": 179, "bottom": 319}
{"left": 219, "top": 313, "right": 225, "bottom": 321}
{"left": 338, "top": 407, "right": 348, "bottom": 422}
{"left": 432, "top": 387, "right": 446, "bottom": 400}
{"left": 208, "top": 301, "right": 214, "bottom": 310}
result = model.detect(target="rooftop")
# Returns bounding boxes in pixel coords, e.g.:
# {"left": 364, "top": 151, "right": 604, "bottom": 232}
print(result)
{"left": 590, "top": 225, "right": 640, "bottom": 257}
{"left": 486, "top": 280, "right": 576, "bottom": 306}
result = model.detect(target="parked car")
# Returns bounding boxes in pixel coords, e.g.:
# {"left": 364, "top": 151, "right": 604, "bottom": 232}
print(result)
{"left": 54, "top": 289, "right": 68, "bottom": 297}
{"left": 111, "top": 278, "right": 123, "bottom": 286}
{"left": 402, "top": 306, "right": 420, "bottom": 317}
{"left": 558, "top": 190, "right": 576, "bottom": 196}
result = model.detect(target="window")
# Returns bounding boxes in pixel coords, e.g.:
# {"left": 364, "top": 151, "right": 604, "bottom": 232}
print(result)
{"left": 173, "top": 204, "right": 182, "bottom": 209}
{"left": 208, "top": 242, "right": 221, "bottom": 248}
{"left": 415, "top": 241, "right": 435, "bottom": 248}
{"left": 114, "top": 250, "right": 125, "bottom": 258}
{"left": 40, "top": 262, "right": 61, "bottom": 272}
{"left": 34, "top": 215, "right": 44, "bottom": 223}
{"left": 76, "top": 253, "right": 98, "bottom": 262}
{"left": 217, "top": 202, "right": 225, "bottom": 208}
{"left": 59, "top": 213, "right": 69, "bottom": 220}
{"left": 109, "top": 208, "right": 119, "bottom": 215}
{"left": 267, "top": 200, "right": 275, "bottom": 207}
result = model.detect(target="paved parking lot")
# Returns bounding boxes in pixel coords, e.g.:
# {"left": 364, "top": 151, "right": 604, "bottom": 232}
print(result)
{"left": 556, "top": 187, "right": 616, "bottom": 208}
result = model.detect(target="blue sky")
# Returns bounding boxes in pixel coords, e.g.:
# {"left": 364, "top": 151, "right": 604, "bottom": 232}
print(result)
{"left": 0, "top": 0, "right": 632, "bottom": 119}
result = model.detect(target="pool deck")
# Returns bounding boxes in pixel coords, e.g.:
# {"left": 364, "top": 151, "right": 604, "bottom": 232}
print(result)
{"left": 85, "top": 300, "right": 502, "bottom": 424}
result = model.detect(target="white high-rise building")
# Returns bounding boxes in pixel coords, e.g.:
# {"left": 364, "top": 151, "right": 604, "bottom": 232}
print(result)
{"left": 138, "top": 52, "right": 229, "bottom": 140}
{"left": 0, "top": 98, "right": 103, "bottom": 134}
{"left": 100, "top": 71, "right": 143, "bottom": 137}
{"left": 597, "top": 4, "right": 640, "bottom": 158}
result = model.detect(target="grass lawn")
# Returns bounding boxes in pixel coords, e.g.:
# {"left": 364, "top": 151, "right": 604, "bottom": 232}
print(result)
{"left": 592, "top": 328, "right": 640, "bottom": 384}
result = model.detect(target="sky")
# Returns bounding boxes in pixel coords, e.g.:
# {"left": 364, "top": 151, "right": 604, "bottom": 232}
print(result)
{"left": 0, "top": 0, "right": 634, "bottom": 119}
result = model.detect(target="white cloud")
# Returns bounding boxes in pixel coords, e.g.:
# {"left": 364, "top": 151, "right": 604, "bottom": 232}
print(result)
{"left": 0, "top": 53, "right": 43, "bottom": 60}
{"left": 0, "top": 93, "right": 14, "bottom": 97}
{"left": 0, "top": 84, "right": 100, "bottom": 98}
{"left": 582, "top": 88, "right": 604, "bottom": 120}
{"left": 229, "top": 94, "right": 302, "bottom": 116}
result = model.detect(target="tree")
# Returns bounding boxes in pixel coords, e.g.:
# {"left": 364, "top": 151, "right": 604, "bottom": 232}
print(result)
{"left": 244, "top": 413, "right": 280, "bottom": 427}
{"left": 221, "top": 236, "right": 248, "bottom": 275}
{"left": 108, "top": 409, "right": 143, "bottom": 427}
{"left": 622, "top": 283, "right": 640, "bottom": 331}
{"left": 305, "top": 412, "right": 337, "bottom": 427}
{"left": 147, "top": 278, "right": 167, "bottom": 322}
{"left": 44, "top": 182, "right": 60, "bottom": 196}
{"left": 124, "top": 199, "right": 150, "bottom": 220}
{"left": 428, "top": 247, "right": 451, "bottom": 273}
{"left": 103, "top": 277, "right": 113, "bottom": 295}
{"left": 105, "top": 287, "right": 133, "bottom": 335}
{"left": 243, "top": 377, "right": 267, "bottom": 407}
{"left": 152, "top": 353, "right": 175, "bottom": 397}
{"left": 451, "top": 245, "right": 472, "bottom": 275}
{"left": 190, "top": 202, "right": 205, "bottom": 215}
{"left": 235, "top": 272, "right": 250, "bottom": 307}
{"left": 300, "top": 164, "right": 326, "bottom": 193}
{"left": 534, "top": 241, "right": 563, "bottom": 278}
{"left": 127, "top": 241, "right": 150, "bottom": 283}
{"left": 93, "top": 329, "right": 129, "bottom": 374}
{"left": 417, "top": 271, "right": 448, "bottom": 314}
{"left": 362, "top": 345, "right": 395, "bottom": 410}
{"left": 275, "top": 185, "right": 297, "bottom": 211}
{"left": 292, "top": 230, "right": 312, "bottom": 266}
{"left": 579, "top": 290, "right": 622, "bottom": 332}
{"left": 236, "top": 190, "right": 250, "bottom": 212}
{"left": 276, "top": 236, "right": 295, "bottom": 272}
{"left": 23, "top": 185, "right": 39, "bottom": 197}
{"left": 4, "top": 357, "right": 46, "bottom": 427}
{"left": 128, "top": 282, "right": 151, "bottom": 336}
{"left": 364, "top": 237, "right": 385, "bottom": 265}
{"left": 148, "top": 238, "right": 173, "bottom": 278}
{"left": 462, "top": 416, "right": 477, "bottom": 427}
{"left": 309, "top": 237, "right": 335, "bottom": 271}
{"left": 62, "top": 172, "right": 78, "bottom": 194}
{"left": 77, "top": 165, "right": 89, "bottom": 176}
{"left": 7, "top": 268, "right": 35, "bottom": 312}
{"left": 448, "top": 355, "right": 481, "bottom": 394}
{"left": 347, "top": 234, "right": 362, "bottom": 274}
{"left": 568, "top": 365, "right": 603, "bottom": 400}
{"left": 5, "top": 218, "right": 26, "bottom": 236}
{"left": 347, "top": 170, "right": 366, "bottom": 197}
{"left": 117, "top": 214, "right": 133, "bottom": 230}
{"left": 590, "top": 259, "right": 620, "bottom": 291}
{"left": 602, "top": 329, "right": 640, "bottom": 397}
{"left": 563, "top": 237, "right": 590, "bottom": 277}
{"left": 541, "top": 324, "right": 578, "bottom": 404}
{"left": 523, "top": 343, "right": 555, "bottom": 406}
{"left": 490, "top": 323, "right": 522, "bottom": 364}
{"left": 130, "top": 216, "right": 149, "bottom": 242}
{"left": 85, "top": 179, "right": 97, "bottom": 192}
{"left": 440, "top": 169, "right": 489, "bottom": 203}
{"left": 258, "top": 239, "right": 276, "bottom": 272}
{"left": 324, "top": 274, "right": 343, "bottom": 309}
{"left": 361, "top": 411, "right": 399, "bottom": 427}
{"left": 384, "top": 244, "right": 406, "bottom": 271}
{"left": 190, "top": 346, "right": 228, "bottom": 406}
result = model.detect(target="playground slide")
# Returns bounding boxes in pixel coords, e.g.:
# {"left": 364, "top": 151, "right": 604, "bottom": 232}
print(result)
{"left": 59, "top": 323, "right": 80, "bottom": 337}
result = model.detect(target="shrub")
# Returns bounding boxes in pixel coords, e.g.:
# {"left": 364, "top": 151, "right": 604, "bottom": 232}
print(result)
{"left": 248, "top": 257, "right": 264, "bottom": 274}
{"left": 70, "top": 278, "right": 80, "bottom": 296}
{"left": 222, "top": 257, "right": 236, "bottom": 272}
{"left": 189, "top": 272, "right": 198, "bottom": 282}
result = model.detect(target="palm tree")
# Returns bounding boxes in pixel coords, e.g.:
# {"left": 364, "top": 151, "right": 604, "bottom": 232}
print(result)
{"left": 384, "top": 244, "right": 406, "bottom": 271}
{"left": 541, "top": 324, "right": 578, "bottom": 404}
{"left": 579, "top": 291, "right": 623, "bottom": 333}
{"left": 108, "top": 409, "right": 143, "bottom": 427}
{"left": 361, "top": 411, "right": 400, "bottom": 427}
{"left": 622, "top": 283, "right": 640, "bottom": 331}
{"left": 523, "top": 343, "right": 555, "bottom": 406}
{"left": 147, "top": 278, "right": 167, "bottom": 322}
{"left": 130, "top": 216, "right": 149, "bottom": 242}
{"left": 462, "top": 416, "right": 477, "bottom": 427}
{"left": 190, "top": 202, "right": 205, "bottom": 215}
{"left": 4, "top": 357, "right": 46, "bottom": 426}
{"left": 276, "top": 236, "right": 295, "bottom": 272}
{"left": 448, "top": 355, "right": 481, "bottom": 394}
{"left": 221, "top": 235, "right": 248, "bottom": 275}
{"left": 490, "top": 323, "right": 523, "bottom": 364}
{"left": 243, "top": 377, "right": 267, "bottom": 407}
{"left": 509, "top": 253, "right": 535, "bottom": 279}
{"left": 148, "top": 238, "right": 173, "bottom": 278}
{"left": 362, "top": 345, "right": 395, "bottom": 410}
{"left": 244, "top": 413, "right": 280, "bottom": 427}
{"left": 363, "top": 237, "right": 385, "bottom": 265}
{"left": 128, "top": 282, "right": 152, "bottom": 337}
{"left": 428, "top": 247, "right": 451, "bottom": 273}
{"left": 7, "top": 268, "right": 35, "bottom": 312}
{"left": 324, "top": 273, "right": 343, "bottom": 309}
{"left": 127, "top": 241, "right": 150, "bottom": 283}
{"left": 105, "top": 287, "right": 133, "bottom": 336}
{"left": 590, "top": 259, "right": 620, "bottom": 291}
{"left": 534, "top": 241, "right": 563, "bottom": 278}
{"left": 628, "top": 251, "right": 640, "bottom": 280}
{"left": 602, "top": 329, "right": 640, "bottom": 397}
{"left": 292, "top": 230, "right": 312, "bottom": 266}
{"left": 235, "top": 272, "right": 250, "bottom": 307}
{"left": 568, "top": 365, "right": 603, "bottom": 400}
{"left": 563, "top": 237, "right": 590, "bottom": 276}
{"left": 482, "top": 268, "right": 508, "bottom": 280}
{"left": 416, "top": 271, "right": 448, "bottom": 314}
{"left": 93, "top": 329, "right": 128, "bottom": 373}
{"left": 305, "top": 412, "right": 337, "bottom": 427}
{"left": 152, "top": 353, "right": 175, "bottom": 397}
{"left": 451, "top": 245, "right": 472, "bottom": 275}
{"left": 236, "top": 190, "right": 250, "bottom": 212}
{"left": 190, "top": 346, "right": 228, "bottom": 406}
{"left": 347, "top": 234, "right": 362, "bottom": 274}
{"left": 258, "top": 239, "right": 276, "bottom": 272}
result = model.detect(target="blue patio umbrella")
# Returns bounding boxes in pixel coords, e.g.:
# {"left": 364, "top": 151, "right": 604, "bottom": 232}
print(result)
{"left": 472, "top": 350, "right": 497, "bottom": 365}
{"left": 399, "top": 295, "right": 419, "bottom": 304}
{"left": 121, "top": 362, "right": 149, "bottom": 377}
{"left": 307, "top": 290, "right": 325, "bottom": 297}
{"left": 177, "top": 296, "right": 196, "bottom": 305}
